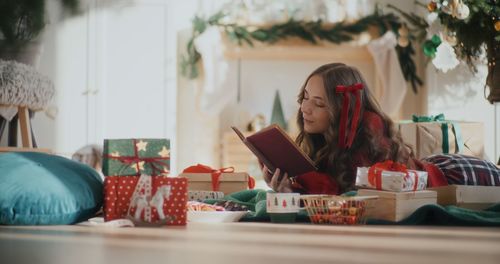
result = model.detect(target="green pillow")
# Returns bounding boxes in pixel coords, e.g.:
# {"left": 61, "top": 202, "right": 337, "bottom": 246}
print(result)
{"left": 0, "top": 152, "right": 103, "bottom": 225}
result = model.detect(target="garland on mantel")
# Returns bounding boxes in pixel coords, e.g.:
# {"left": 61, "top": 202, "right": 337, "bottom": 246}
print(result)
{"left": 180, "top": 9, "right": 424, "bottom": 93}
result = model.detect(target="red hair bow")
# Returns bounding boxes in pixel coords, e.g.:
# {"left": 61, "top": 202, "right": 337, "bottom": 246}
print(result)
{"left": 335, "top": 83, "right": 363, "bottom": 149}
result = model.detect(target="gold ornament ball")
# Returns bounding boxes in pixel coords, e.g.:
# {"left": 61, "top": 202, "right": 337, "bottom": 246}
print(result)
{"left": 445, "top": 35, "right": 457, "bottom": 46}
{"left": 441, "top": 1, "right": 453, "bottom": 15}
{"left": 398, "top": 26, "right": 409, "bottom": 37}
{"left": 398, "top": 37, "right": 409, "bottom": 47}
{"left": 495, "top": 21, "right": 500, "bottom": 32}
{"left": 427, "top": 2, "right": 437, "bottom": 12}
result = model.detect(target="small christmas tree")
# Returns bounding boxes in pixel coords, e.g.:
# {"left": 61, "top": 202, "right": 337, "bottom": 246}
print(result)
{"left": 270, "top": 90, "right": 288, "bottom": 130}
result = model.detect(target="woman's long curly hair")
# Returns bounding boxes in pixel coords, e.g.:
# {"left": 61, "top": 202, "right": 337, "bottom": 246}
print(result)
{"left": 296, "top": 63, "right": 414, "bottom": 192}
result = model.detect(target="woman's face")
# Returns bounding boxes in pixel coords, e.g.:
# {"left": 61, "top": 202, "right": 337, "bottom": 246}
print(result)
{"left": 300, "top": 75, "right": 331, "bottom": 134}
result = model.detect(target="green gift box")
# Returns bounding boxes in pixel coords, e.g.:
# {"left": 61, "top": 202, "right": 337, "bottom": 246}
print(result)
{"left": 103, "top": 138, "right": 170, "bottom": 176}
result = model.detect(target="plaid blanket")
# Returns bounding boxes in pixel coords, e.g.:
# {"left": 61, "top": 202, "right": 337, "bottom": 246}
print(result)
{"left": 422, "top": 154, "right": 500, "bottom": 186}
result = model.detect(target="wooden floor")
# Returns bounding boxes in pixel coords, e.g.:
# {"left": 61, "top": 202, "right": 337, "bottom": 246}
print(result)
{"left": 1, "top": 223, "right": 500, "bottom": 264}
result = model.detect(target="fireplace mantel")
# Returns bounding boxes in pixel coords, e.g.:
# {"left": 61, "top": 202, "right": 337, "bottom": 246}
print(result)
{"left": 223, "top": 41, "right": 373, "bottom": 61}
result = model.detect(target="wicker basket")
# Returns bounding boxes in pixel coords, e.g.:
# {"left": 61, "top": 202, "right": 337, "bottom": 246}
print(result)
{"left": 301, "top": 195, "right": 376, "bottom": 225}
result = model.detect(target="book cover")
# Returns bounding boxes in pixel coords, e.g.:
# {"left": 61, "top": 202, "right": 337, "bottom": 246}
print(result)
{"left": 232, "top": 125, "right": 317, "bottom": 177}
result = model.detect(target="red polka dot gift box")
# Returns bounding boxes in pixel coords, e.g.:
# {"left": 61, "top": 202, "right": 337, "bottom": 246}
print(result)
{"left": 104, "top": 175, "right": 188, "bottom": 225}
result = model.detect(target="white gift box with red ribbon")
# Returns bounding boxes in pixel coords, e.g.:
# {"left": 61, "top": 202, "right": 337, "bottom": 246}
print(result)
{"left": 356, "top": 167, "right": 428, "bottom": 192}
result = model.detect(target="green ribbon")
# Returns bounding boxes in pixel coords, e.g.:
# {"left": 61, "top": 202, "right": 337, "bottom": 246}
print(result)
{"left": 441, "top": 123, "right": 449, "bottom": 153}
{"left": 412, "top": 113, "right": 445, "bottom": 122}
{"left": 411, "top": 113, "right": 463, "bottom": 155}
{"left": 451, "top": 122, "right": 463, "bottom": 154}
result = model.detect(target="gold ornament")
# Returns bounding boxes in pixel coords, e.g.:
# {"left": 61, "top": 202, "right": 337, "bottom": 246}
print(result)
{"left": 441, "top": 1, "right": 453, "bottom": 14}
{"left": 495, "top": 21, "right": 500, "bottom": 32}
{"left": 398, "top": 25, "right": 409, "bottom": 37}
{"left": 398, "top": 37, "right": 409, "bottom": 47}
{"left": 444, "top": 34, "right": 457, "bottom": 46}
{"left": 427, "top": 1, "right": 437, "bottom": 12}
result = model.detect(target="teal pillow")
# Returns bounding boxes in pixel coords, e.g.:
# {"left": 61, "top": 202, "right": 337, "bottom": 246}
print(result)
{"left": 0, "top": 152, "right": 103, "bottom": 225}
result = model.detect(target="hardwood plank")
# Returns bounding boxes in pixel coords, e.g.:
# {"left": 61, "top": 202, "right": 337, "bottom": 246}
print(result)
{"left": 1, "top": 223, "right": 499, "bottom": 264}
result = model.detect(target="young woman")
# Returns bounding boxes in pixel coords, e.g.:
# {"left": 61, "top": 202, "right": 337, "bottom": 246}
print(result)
{"left": 262, "top": 63, "right": 500, "bottom": 194}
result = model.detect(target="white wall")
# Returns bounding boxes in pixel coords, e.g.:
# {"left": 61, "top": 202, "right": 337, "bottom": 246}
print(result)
{"left": 427, "top": 64, "right": 498, "bottom": 162}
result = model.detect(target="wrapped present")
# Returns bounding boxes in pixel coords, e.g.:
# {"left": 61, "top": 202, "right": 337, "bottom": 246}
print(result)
{"left": 104, "top": 175, "right": 187, "bottom": 225}
{"left": 356, "top": 161, "right": 427, "bottom": 192}
{"left": 188, "top": 190, "right": 225, "bottom": 202}
{"left": 179, "top": 164, "right": 255, "bottom": 195}
{"left": 357, "top": 189, "right": 437, "bottom": 222}
{"left": 429, "top": 185, "right": 500, "bottom": 210}
{"left": 102, "top": 138, "right": 170, "bottom": 176}
{"left": 397, "top": 114, "right": 484, "bottom": 159}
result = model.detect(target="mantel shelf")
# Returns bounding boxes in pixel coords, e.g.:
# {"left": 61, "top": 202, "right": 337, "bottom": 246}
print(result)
{"left": 223, "top": 42, "right": 373, "bottom": 61}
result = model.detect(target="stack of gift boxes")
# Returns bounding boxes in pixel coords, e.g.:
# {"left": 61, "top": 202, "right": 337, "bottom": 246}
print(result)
{"left": 355, "top": 161, "right": 437, "bottom": 222}
{"left": 102, "top": 138, "right": 188, "bottom": 226}
{"left": 394, "top": 115, "right": 500, "bottom": 210}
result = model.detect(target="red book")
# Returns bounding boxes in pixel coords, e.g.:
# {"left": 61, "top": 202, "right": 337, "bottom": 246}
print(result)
{"left": 232, "top": 125, "right": 317, "bottom": 177}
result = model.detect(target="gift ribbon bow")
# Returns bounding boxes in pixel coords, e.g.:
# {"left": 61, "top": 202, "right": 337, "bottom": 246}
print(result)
{"left": 411, "top": 114, "right": 463, "bottom": 154}
{"left": 336, "top": 83, "right": 363, "bottom": 149}
{"left": 183, "top": 164, "right": 255, "bottom": 191}
{"left": 105, "top": 139, "right": 170, "bottom": 176}
{"left": 367, "top": 160, "right": 419, "bottom": 191}
{"left": 412, "top": 113, "right": 445, "bottom": 122}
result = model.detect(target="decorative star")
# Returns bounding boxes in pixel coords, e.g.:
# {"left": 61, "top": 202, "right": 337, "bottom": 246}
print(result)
{"left": 110, "top": 151, "right": 120, "bottom": 157}
{"left": 136, "top": 140, "right": 148, "bottom": 152}
{"left": 158, "top": 146, "right": 170, "bottom": 158}
{"left": 131, "top": 161, "right": 145, "bottom": 172}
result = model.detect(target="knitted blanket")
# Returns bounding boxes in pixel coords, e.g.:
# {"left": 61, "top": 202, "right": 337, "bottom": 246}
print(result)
{"left": 205, "top": 189, "right": 500, "bottom": 226}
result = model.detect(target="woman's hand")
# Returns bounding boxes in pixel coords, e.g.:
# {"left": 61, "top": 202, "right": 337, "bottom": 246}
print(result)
{"left": 260, "top": 162, "right": 293, "bottom": 192}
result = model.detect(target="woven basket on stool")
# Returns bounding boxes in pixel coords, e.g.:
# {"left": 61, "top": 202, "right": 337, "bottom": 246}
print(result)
{"left": 0, "top": 59, "right": 54, "bottom": 152}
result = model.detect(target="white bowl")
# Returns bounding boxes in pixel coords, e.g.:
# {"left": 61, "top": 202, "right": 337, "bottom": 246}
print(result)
{"left": 187, "top": 211, "right": 248, "bottom": 223}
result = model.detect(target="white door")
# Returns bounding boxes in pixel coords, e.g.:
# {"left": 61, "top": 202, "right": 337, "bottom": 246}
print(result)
{"left": 33, "top": 6, "right": 91, "bottom": 156}
{"left": 92, "top": 1, "right": 172, "bottom": 144}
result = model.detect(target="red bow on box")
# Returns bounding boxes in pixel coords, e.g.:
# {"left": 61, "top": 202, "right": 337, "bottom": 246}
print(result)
{"left": 367, "top": 160, "right": 418, "bottom": 191}
{"left": 182, "top": 164, "right": 255, "bottom": 191}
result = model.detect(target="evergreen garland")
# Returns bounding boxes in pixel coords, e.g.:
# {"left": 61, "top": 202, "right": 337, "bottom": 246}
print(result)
{"left": 181, "top": 9, "right": 423, "bottom": 93}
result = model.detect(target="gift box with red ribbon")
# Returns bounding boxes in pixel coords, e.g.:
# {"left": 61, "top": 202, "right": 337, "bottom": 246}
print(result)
{"left": 104, "top": 175, "right": 187, "bottom": 225}
{"left": 102, "top": 138, "right": 170, "bottom": 176}
{"left": 179, "top": 164, "right": 255, "bottom": 195}
{"left": 356, "top": 160, "right": 428, "bottom": 192}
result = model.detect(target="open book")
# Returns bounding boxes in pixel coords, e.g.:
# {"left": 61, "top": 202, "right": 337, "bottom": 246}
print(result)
{"left": 232, "top": 125, "right": 317, "bottom": 177}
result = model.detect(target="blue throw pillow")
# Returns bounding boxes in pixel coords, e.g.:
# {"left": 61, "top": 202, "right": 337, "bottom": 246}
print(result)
{"left": 0, "top": 152, "right": 103, "bottom": 225}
